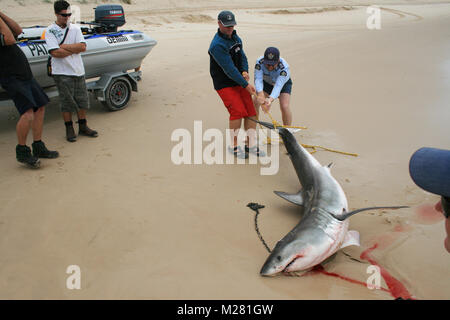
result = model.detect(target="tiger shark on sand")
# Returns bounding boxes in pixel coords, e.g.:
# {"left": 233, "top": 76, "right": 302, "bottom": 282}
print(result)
{"left": 252, "top": 119, "right": 408, "bottom": 276}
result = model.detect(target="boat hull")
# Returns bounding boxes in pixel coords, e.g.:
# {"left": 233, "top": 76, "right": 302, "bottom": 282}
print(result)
{"left": 1, "top": 30, "right": 157, "bottom": 93}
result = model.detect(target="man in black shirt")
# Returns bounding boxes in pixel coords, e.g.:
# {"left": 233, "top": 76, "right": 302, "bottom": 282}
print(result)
{"left": 0, "top": 11, "right": 58, "bottom": 168}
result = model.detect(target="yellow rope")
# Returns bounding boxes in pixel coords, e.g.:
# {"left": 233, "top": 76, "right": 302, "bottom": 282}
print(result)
{"left": 258, "top": 108, "right": 358, "bottom": 157}
{"left": 301, "top": 144, "right": 358, "bottom": 157}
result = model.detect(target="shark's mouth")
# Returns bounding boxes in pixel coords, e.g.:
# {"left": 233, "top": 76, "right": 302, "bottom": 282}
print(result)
{"left": 283, "top": 255, "right": 304, "bottom": 273}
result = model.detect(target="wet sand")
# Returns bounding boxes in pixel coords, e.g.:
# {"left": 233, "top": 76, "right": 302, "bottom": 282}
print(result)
{"left": 0, "top": 1, "right": 449, "bottom": 299}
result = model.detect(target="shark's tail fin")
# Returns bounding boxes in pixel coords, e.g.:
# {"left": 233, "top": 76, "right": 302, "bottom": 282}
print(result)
{"left": 332, "top": 206, "right": 410, "bottom": 221}
{"left": 248, "top": 118, "right": 276, "bottom": 130}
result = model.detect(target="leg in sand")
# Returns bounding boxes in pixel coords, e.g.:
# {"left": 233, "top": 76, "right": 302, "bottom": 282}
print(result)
{"left": 279, "top": 92, "right": 292, "bottom": 126}
{"left": 31, "top": 106, "right": 59, "bottom": 159}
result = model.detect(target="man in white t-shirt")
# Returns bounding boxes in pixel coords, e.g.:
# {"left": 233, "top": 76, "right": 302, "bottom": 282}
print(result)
{"left": 45, "top": 0, "right": 98, "bottom": 142}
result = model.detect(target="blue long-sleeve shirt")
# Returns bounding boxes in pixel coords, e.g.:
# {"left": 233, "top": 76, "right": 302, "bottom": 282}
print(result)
{"left": 254, "top": 56, "right": 291, "bottom": 99}
{"left": 208, "top": 29, "right": 249, "bottom": 90}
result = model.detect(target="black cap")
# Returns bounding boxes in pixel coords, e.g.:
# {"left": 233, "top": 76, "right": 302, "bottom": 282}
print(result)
{"left": 263, "top": 47, "right": 280, "bottom": 65}
{"left": 218, "top": 11, "right": 236, "bottom": 27}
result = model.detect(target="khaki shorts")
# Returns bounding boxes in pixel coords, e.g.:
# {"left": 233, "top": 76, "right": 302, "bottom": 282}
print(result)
{"left": 53, "top": 75, "right": 89, "bottom": 113}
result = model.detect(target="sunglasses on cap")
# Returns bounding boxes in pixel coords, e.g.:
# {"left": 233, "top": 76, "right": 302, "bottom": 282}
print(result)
{"left": 58, "top": 13, "right": 72, "bottom": 17}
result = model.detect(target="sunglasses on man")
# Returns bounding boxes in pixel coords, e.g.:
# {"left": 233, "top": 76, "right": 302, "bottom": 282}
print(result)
{"left": 58, "top": 13, "right": 72, "bottom": 17}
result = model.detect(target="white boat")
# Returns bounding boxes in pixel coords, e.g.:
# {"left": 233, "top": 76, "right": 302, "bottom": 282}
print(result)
{"left": 17, "top": 27, "right": 156, "bottom": 89}
{"left": 1, "top": 5, "right": 157, "bottom": 111}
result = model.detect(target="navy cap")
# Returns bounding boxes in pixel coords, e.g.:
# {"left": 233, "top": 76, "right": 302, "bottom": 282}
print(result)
{"left": 409, "top": 147, "right": 450, "bottom": 198}
{"left": 263, "top": 47, "right": 280, "bottom": 65}
{"left": 218, "top": 11, "right": 236, "bottom": 27}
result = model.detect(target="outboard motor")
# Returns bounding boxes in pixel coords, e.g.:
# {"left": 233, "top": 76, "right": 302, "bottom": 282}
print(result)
{"left": 94, "top": 4, "right": 126, "bottom": 33}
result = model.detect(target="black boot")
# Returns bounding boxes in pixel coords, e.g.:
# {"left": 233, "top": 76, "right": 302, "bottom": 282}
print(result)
{"left": 65, "top": 121, "right": 77, "bottom": 142}
{"left": 77, "top": 119, "right": 98, "bottom": 137}
{"left": 32, "top": 140, "right": 59, "bottom": 159}
{"left": 16, "top": 144, "right": 40, "bottom": 168}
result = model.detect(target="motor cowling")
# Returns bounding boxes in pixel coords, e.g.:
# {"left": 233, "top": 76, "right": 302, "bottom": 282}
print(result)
{"left": 94, "top": 4, "right": 126, "bottom": 32}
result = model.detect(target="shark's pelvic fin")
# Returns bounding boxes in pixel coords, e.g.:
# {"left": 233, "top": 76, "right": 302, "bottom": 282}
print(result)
{"left": 340, "top": 230, "right": 360, "bottom": 249}
{"left": 331, "top": 206, "right": 410, "bottom": 221}
{"left": 274, "top": 190, "right": 304, "bottom": 206}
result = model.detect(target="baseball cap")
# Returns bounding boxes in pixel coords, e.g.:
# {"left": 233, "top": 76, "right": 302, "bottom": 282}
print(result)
{"left": 264, "top": 47, "right": 280, "bottom": 65}
{"left": 218, "top": 11, "right": 236, "bottom": 27}
{"left": 409, "top": 147, "right": 450, "bottom": 198}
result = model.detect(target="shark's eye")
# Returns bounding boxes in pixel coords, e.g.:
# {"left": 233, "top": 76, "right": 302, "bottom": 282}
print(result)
{"left": 277, "top": 256, "right": 281, "bottom": 261}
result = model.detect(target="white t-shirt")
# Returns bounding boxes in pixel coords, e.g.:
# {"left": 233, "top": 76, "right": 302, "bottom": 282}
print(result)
{"left": 45, "top": 23, "right": 86, "bottom": 76}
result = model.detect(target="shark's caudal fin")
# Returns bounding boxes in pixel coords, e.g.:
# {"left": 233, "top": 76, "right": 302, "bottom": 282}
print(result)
{"left": 247, "top": 118, "right": 275, "bottom": 130}
{"left": 331, "top": 206, "right": 409, "bottom": 221}
{"left": 274, "top": 190, "right": 304, "bottom": 206}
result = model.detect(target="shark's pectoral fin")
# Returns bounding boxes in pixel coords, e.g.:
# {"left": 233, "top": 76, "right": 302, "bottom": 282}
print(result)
{"left": 274, "top": 190, "right": 304, "bottom": 206}
{"left": 340, "top": 230, "right": 360, "bottom": 249}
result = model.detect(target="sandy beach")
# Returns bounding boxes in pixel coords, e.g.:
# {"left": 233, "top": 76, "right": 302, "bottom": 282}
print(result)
{"left": 0, "top": 0, "right": 449, "bottom": 299}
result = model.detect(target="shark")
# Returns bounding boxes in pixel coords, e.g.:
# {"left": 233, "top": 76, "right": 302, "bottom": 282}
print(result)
{"left": 253, "top": 120, "right": 408, "bottom": 276}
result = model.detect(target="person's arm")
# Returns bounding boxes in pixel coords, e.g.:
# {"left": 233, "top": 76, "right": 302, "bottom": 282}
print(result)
{"left": 0, "top": 11, "right": 22, "bottom": 37}
{"left": 209, "top": 43, "right": 248, "bottom": 88}
{"left": 45, "top": 27, "right": 72, "bottom": 58}
{"left": 50, "top": 48, "right": 73, "bottom": 58}
{"left": 254, "top": 60, "right": 266, "bottom": 105}
{"left": 254, "top": 60, "right": 264, "bottom": 93}
{"left": 61, "top": 26, "right": 86, "bottom": 54}
{"left": 60, "top": 43, "right": 86, "bottom": 54}
{"left": 0, "top": 16, "right": 17, "bottom": 46}
{"left": 238, "top": 35, "right": 249, "bottom": 74}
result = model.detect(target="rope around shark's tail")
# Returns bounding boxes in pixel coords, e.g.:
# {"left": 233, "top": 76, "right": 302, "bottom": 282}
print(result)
{"left": 247, "top": 203, "right": 272, "bottom": 253}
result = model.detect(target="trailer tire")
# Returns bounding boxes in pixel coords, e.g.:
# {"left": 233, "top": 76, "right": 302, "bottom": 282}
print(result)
{"left": 102, "top": 76, "right": 132, "bottom": 111}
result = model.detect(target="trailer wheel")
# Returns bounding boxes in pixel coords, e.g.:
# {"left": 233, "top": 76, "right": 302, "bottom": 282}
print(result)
{"left": 102, "top": 77, "right": 132, "bottom": 111}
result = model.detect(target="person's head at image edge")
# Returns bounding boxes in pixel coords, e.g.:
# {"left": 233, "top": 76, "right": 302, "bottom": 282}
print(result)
{"left": 409, "top": 147, "right": 450, "bottom": 253}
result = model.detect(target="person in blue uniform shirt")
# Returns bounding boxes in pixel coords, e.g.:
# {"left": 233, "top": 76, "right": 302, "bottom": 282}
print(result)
{"left": 254, "top": 47, "right": 293, "bottom": 126}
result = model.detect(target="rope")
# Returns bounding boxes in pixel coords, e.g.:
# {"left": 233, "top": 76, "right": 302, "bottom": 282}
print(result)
{"left": 246, "top": 202, "right": 306, "bottom": 277}
{"left": 246, "top": 203, "right": 272, "bottom": 253}
{"left": 257, "top": 107, "right": 358, "bottom": 157}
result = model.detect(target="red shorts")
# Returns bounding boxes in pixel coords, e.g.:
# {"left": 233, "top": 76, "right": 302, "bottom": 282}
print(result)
{"left": 217, "top": 86, "right": 256, "bottom": 121}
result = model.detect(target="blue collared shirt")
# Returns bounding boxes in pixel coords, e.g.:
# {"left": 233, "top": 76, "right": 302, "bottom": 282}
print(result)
{"left": 254, "top": 56, "right": 290, "bottom": 99}
{"left": 208, "top": 29, "right": 249, "bottom": 90}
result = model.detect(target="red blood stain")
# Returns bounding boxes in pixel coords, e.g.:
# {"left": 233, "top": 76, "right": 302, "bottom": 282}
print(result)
{"left": 416, "top": 204, "right": 444, "bottom": 225}
{"left": 360, "top": 244, "right": 414, "bottom": 300}
{"left": 393, "top": 223, "right": 413, "bottom": 233}
{"left": 310, "top": 264, "right": 390, "bottom": 293}
{"left": 302, "top": 244, "right": 415, "bottom": 299}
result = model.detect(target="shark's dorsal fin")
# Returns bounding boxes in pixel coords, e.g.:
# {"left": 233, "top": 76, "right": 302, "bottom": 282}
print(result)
{"left": 274, "top": 190, "right": 304, "bottom": 206}
{"left": 331, "top": 206, "right": 409, "bottom": 221}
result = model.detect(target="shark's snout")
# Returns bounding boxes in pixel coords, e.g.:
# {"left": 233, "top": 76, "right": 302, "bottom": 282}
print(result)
{"left": 260, "top": 265, "right": 279, "bottom": 277}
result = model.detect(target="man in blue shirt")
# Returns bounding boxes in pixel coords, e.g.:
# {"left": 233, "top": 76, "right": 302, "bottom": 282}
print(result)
{"left": 254, "top": 47, "right": 293, "bottom": 126}
{"left": 208, "top": 11, "right": 264, "bottom": 158}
